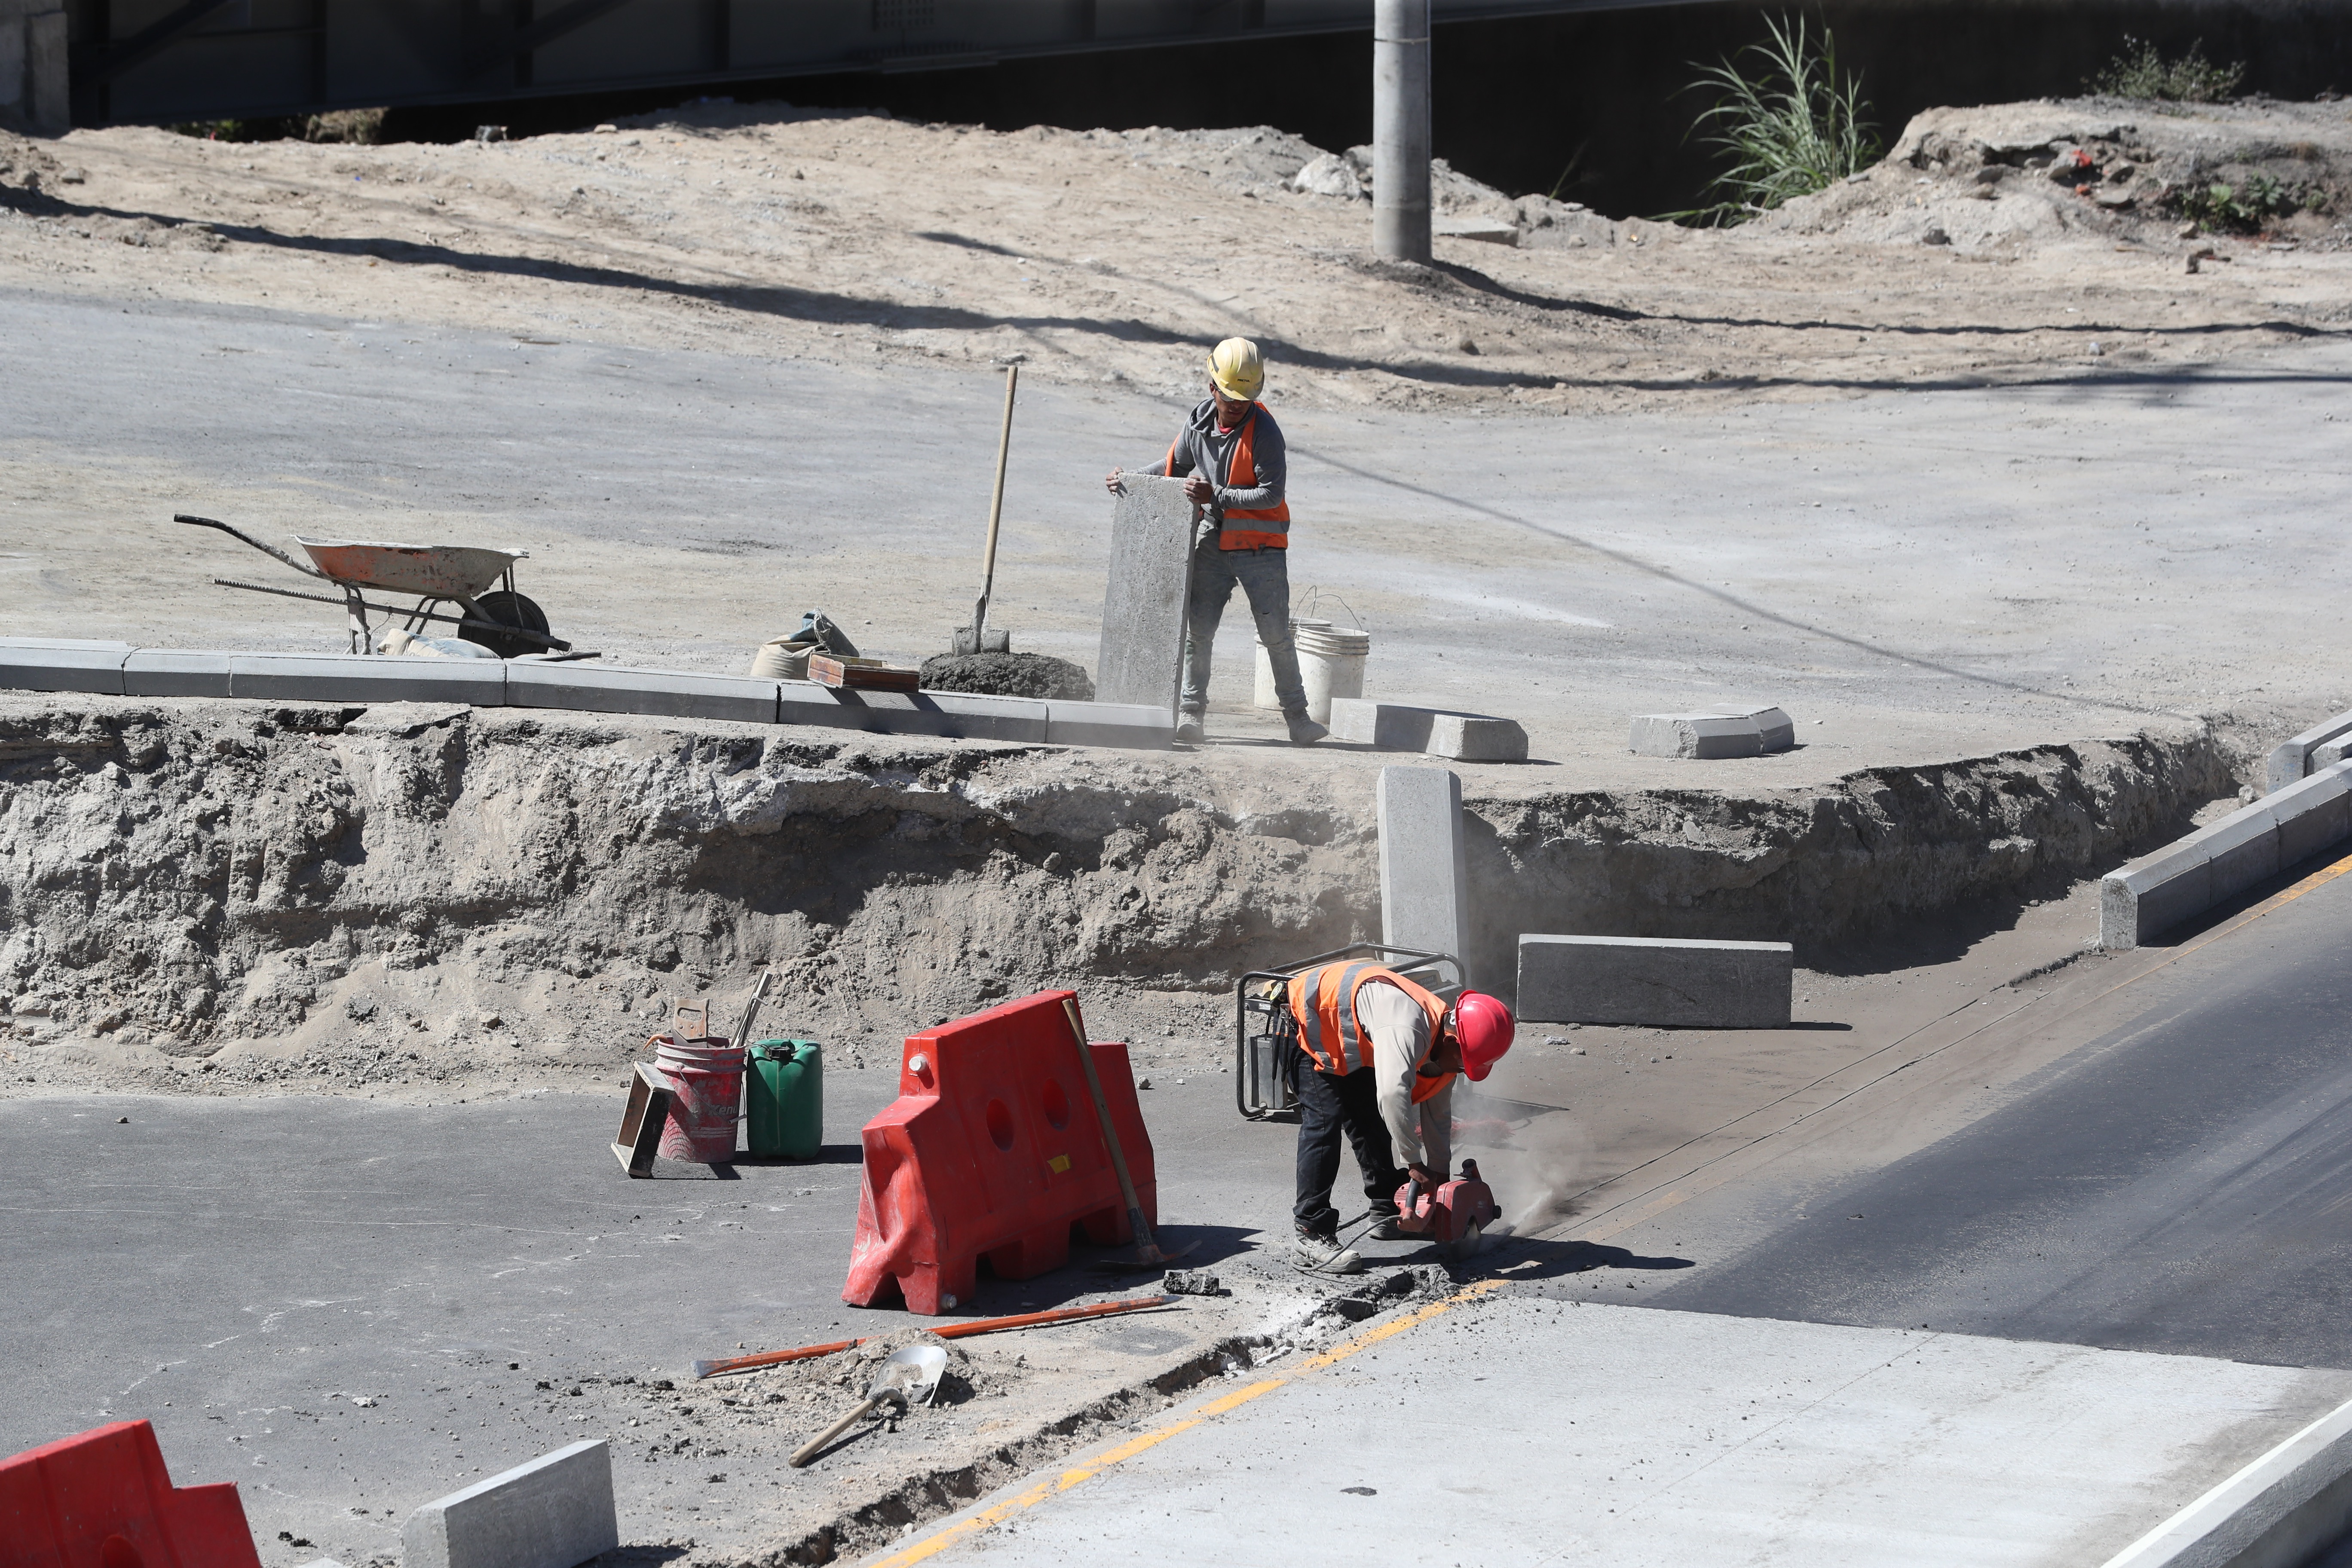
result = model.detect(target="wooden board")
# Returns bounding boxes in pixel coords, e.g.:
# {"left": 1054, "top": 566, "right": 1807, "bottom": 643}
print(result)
{"left": 612, "top": 1061, "right": 675, "bottom": 1178}
{"left": 808, "top": 654, "right": 921, "bottom": 692}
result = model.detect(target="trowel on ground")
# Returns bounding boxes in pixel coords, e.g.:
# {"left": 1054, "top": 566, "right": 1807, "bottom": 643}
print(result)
{"left": 949, "top": 364, "right": 1018, "bottom": 656}
{"left": 787, "top": 1344, "right": 947, "bottom": 1468}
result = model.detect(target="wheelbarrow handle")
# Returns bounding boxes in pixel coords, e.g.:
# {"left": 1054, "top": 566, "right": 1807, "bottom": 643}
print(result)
{"left": 175, "top": 514, "right": 330, "bottom": 581}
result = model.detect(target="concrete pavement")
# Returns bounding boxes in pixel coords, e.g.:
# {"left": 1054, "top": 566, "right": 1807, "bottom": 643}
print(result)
{"left": 882, "top": 1292, "right": 2352, "bottom": 1568}
{"left": 6, "top": 285, "right": 2352, "bottom": 785}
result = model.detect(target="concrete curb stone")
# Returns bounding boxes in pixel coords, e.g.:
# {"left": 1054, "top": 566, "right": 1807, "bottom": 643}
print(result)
{"left": 1328, "top": 699, "right": 1528, "bottom": 762}
{"left": 1629, "top": 706, "right": 1795, "bottom": 760}
{"left": 122, "top": 649, "right": 237, "bottom": 699}
{"left": 230, "top": 652, "right": 506, "bottom": 706}
{"left": 1377, "top": 766, "right": 1470, "bottom": 978}
{"left": 2266, "top": 707, "right": 2352, "bottom": 793}
{"left": 0, "top": 639, "right": 133, "bottom": 696}
{"left": 506, "top": 662, "right": 775, "bottom": 723}
{"left": 2099, "top": 1393, "right": 2352, "bottom": 1568}
{"left": 1517, "top": 934, "right": 1795, "bottom": 1028}
{"left": 399, "top": 1439, "right": 618, "bottom": 1568}
{"left": 2101, "top": 760, "right": 2352, "bottom": 949}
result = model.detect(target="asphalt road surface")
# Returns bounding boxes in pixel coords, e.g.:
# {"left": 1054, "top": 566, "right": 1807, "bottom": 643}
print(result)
{"left": 1642, "top": 859, "right": 2352, "bottom": 1369}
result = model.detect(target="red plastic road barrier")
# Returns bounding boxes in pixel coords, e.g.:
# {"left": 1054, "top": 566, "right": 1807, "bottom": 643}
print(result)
{"left": 843, "top": 989, "right": 1158, "bottom": 1315}
{"left": 0, "top": 1419, "right": 262, "bottom": 1568}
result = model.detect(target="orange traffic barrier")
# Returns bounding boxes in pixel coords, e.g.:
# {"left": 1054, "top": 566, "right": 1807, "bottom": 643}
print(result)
{"left": 844, "top": 989, "right": 1157, "bottom": 1314}
{"left": 0, "top": 1418, "right": 263, "bottom": 1568}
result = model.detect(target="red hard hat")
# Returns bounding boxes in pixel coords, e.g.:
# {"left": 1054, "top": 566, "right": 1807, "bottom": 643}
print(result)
{"left": 1452, "top": 991, "right": 1515, "bottom": 1081}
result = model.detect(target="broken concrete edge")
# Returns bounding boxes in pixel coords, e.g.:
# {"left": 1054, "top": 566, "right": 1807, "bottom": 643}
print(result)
{"left": 0, "top": 642, "right": 1173, "bottom": 750}
{"left": 771, "top": 1280, "right": 1491, "bottom": 1567}
{"left": 2100, "top": 760, "right": 2352, "bottom": 949}
{"left": 400, "top": 1439, "right": 616, "bottom": 1568}
{"left": 2097, "top": 1391, "right": 2352, "bottom": 1568}
{"left": 2266, "top": 707, "right": 2352, "bottom": 793}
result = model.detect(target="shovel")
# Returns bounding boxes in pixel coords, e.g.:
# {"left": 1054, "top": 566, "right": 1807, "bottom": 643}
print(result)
{"left": 788, "top": 1344, "right": 947, "bottom": 1468}
{"left": 1061, "top": 997, "right": 1194, "bottom": 1271}
{"left": 951, "top": 364, "right": 1018, "bottom": 656}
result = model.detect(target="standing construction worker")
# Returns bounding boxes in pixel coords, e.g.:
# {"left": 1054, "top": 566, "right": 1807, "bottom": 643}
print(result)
{"left": 1104, "top": 338, "right": 1325, "bottom": 746}
{"left": 1282, "top": 958, "right": 1515, "bottom": 1270}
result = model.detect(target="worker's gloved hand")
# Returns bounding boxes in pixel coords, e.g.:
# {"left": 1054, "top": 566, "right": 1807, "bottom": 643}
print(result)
{"left": 1104, "top": 467, "right": 1125, "bottom": 495}
{"left": 1180, "top": 475, "right": 1216, "bottom": 505}
{"left": 1407, "top": 1162, "right": 1436, "bottom": 1188}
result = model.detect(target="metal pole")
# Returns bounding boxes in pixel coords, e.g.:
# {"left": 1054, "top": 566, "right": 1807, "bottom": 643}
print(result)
{"left": 1373, "top": 0, "right": 1431, "bottom": 263}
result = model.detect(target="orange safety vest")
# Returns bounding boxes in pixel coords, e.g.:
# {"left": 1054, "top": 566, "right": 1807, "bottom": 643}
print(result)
{"left": 1286, "top": 962, "right": 1454, "bottom": 1103}
{"left": 1167, "top": 405, "right": 1291, "bottom": 552}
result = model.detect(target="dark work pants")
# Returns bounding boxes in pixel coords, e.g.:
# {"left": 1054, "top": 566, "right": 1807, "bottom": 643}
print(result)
{"left": 1290, "top": 1040, "right": 1405, "bottom": 1236}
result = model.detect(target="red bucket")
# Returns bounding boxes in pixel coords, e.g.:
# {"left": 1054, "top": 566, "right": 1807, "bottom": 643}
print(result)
{"left": 654, "top": 1035, "right": 745, "bottom": 1162}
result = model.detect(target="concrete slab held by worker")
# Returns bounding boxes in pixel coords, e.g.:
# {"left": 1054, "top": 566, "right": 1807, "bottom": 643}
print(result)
{"left": 1277, "top": 957, "right": 1515, "bottom": 1271}
{"left": 1105, "top": 337, "right": 1326, "bottom": 747}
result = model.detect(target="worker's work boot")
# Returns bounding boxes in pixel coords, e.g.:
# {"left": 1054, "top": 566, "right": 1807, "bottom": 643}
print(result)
{"left": 1175, "top": 710, "right": 1207, "bottom": 744}
{"left": 1294, "top": 1226, "right": 1364, "bottom": 1274}
{"left": 1364, "top": 1213, "right": 1403, "bottom": 1241}
{"left": 1283, "top": 710, "right": 1329, "bottom": 745}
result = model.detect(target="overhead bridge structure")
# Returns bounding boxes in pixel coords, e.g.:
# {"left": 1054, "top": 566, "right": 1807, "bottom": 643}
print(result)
{"left": 64, "top": 0, "right": 1626, "bottom": 128}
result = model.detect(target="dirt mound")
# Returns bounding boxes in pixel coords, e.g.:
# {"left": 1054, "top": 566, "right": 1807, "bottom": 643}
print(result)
{"left": 1758, "top": 97, "right": 2352, "bottom": 254}
{"left": 917, "top": 651, "right": 1094, "bottom": 701}
{"left": 0, "top": 692, "right": 2242, "bottom": 1102}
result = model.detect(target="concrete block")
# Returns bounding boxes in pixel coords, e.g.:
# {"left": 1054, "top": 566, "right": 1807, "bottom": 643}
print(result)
{"left": 0, "top": 638, "right": 132, "bottom": 695}
{"left": 1378, "top": 766, "right": 1469, "bottom": 972}
{"left": 400, "top": 1439, "right": 617, "bottom": 1568}
{"left": 795, "top": 686, "right": 1049, "bottom": 742}
{"left": 1329, "top": 699, "right": 1528, "bottom": 762}
{"left": 2196, "top": 804, "right": 2282, "bottom": 904}
{"left": 2317, "top": 737, "right": 2352, "bottom": 771}
{"left": 1427, "top": 712, "right": 1529, "bottom": 763}
{"left": 505, "top": 662, "right": 772, "bottom": 723}
{"left": 1630, "top": 707, "right": 1795, "bottom": 760}
{"left": 2274, "top": 761, "right": 2352, "bottom": 869}
{"left": 1044, "top": 700, "right": 1177, "bottom": 750}
{"left": 122, "top": 649, "right": 236, "bottom": 699}
{"left": 229, "top": 653, "right": 506, "bottom": 706}
{"left": 2101, "top": 842, "right": 2213, "bottom": 951}
{"left": 1095, "top": 475, "right": 1195, "bottom": 711}
{"left": 2267, "top": 708, "right": 2352, "bottom": 793}
{"left": 1517, "top": 934, "right": 1794, "bottom": 1028}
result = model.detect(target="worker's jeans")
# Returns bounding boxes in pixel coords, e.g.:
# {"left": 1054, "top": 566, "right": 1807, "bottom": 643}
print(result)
{"left": 1182, "top": 543, "right": 1308, "bottom": 717}
{"left": 1289, "top": 1041, "right": 1405, "bottom": 1237}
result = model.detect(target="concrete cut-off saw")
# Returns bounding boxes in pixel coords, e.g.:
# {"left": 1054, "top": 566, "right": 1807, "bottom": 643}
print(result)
{"left": 1393, "top": 1158, "right": 1501, "bottom": 1264}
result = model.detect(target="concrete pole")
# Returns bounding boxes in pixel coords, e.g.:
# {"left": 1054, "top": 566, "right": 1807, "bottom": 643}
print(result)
{"left": 1372, "top": 0, "right": 1431, "bottom": 263}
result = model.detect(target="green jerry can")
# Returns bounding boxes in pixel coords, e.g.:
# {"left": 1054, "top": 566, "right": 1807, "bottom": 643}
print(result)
{"left": 746, "top": 1039, "right": 823, "bottom": 1160}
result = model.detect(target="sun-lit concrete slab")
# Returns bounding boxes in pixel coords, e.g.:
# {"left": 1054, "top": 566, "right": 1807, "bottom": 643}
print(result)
{"left": 897, "top": 1294, "right": 2352, "bottom": 1568}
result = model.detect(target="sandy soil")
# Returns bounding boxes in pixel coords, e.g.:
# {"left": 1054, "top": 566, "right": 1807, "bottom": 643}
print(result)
{"left": 6, "top": 95, "right": 2352, "bottom": 416}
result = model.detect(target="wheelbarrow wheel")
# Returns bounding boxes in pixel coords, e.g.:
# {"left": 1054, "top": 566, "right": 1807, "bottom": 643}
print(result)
{"left": 460, "top": 591, "right": 552, "bottom": 659}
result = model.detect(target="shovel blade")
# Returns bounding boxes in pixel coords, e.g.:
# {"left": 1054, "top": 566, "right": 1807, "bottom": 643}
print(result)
{"left": 950, "top": 626, "right": 1012, "bottom": 655}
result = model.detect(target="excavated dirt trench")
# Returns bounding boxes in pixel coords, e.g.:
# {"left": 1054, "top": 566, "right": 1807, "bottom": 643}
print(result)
{"left": 0, "top": 694, "right": 2246, "bottom": 1100}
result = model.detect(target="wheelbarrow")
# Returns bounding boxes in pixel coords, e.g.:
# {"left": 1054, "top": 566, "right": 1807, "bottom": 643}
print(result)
{"left": 175, "top": 513, "right": 585, "bottom": 658}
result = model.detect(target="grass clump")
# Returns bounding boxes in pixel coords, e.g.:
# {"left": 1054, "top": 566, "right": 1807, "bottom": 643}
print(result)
{"left": 1673, "top": 14, "right": 1880, "bottom": 227}
{"left": 2089, "top": 36, "right": 2245, "bottom": 103}
{"left": 2174, "top": 172, "right": 2308, "bottom": 233}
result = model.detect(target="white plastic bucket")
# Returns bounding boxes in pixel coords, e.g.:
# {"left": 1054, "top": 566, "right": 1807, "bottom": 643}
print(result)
{"left": 1255, "top": 619, "right": 1369, "bottom": 723}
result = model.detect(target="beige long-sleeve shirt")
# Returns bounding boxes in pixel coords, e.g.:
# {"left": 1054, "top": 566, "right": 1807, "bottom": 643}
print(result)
{"left": 1356, "top": 980, "right": 1452, "bottom": 1179}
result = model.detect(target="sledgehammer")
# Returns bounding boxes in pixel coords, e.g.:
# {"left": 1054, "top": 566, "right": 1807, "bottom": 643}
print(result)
{"left": 1062, "top": 996, "right": 1191, "bottom": 1268}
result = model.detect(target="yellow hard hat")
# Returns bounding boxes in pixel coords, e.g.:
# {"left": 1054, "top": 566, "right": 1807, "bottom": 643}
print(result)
{"left": 1207, "top": 337, "right": 1265, "bottom": 400}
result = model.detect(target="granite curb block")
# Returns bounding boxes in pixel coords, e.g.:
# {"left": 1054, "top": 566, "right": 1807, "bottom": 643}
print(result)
{"left": 1629, "top": 706, "right": 1795, "bottom": 760}
{"left": 2099, "top": 1394, "right": 2352, "bottom": 1568}
{"left": 1328, "top": 698, "right": 1528, "bottom": 763}
{"left": 0, "top": 641, "right": 1173, "bottom": 750}
{"left": 2265, "top": 707, "right": 2352, "bottom": 793}
{"left": 1378, "top": 766, "right": 1470, "bottom": 977}
{"left": 400, "top": 1439, "right": 618, "bottom": 1568}
{"left": 0, "top": 638, "right": 135, "bottom": 695}
{"left": 1517, "top": 934, "right": 1795, "bottom": 1028}
{"left": 2100, "top": 760, "right": 2352, "bottom": 949}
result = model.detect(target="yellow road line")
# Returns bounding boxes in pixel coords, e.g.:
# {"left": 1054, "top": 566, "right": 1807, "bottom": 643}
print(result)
{"left": 864, "top": 1278, "right": 1508, "bottom": 1568}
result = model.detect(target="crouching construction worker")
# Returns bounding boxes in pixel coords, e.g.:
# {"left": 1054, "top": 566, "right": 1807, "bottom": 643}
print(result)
{"left": 1283, "top": 958, "right": 1516, "bottom": 1270}
{"left": 1104, "top": 337, "right": 1325, "bottom": 746}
